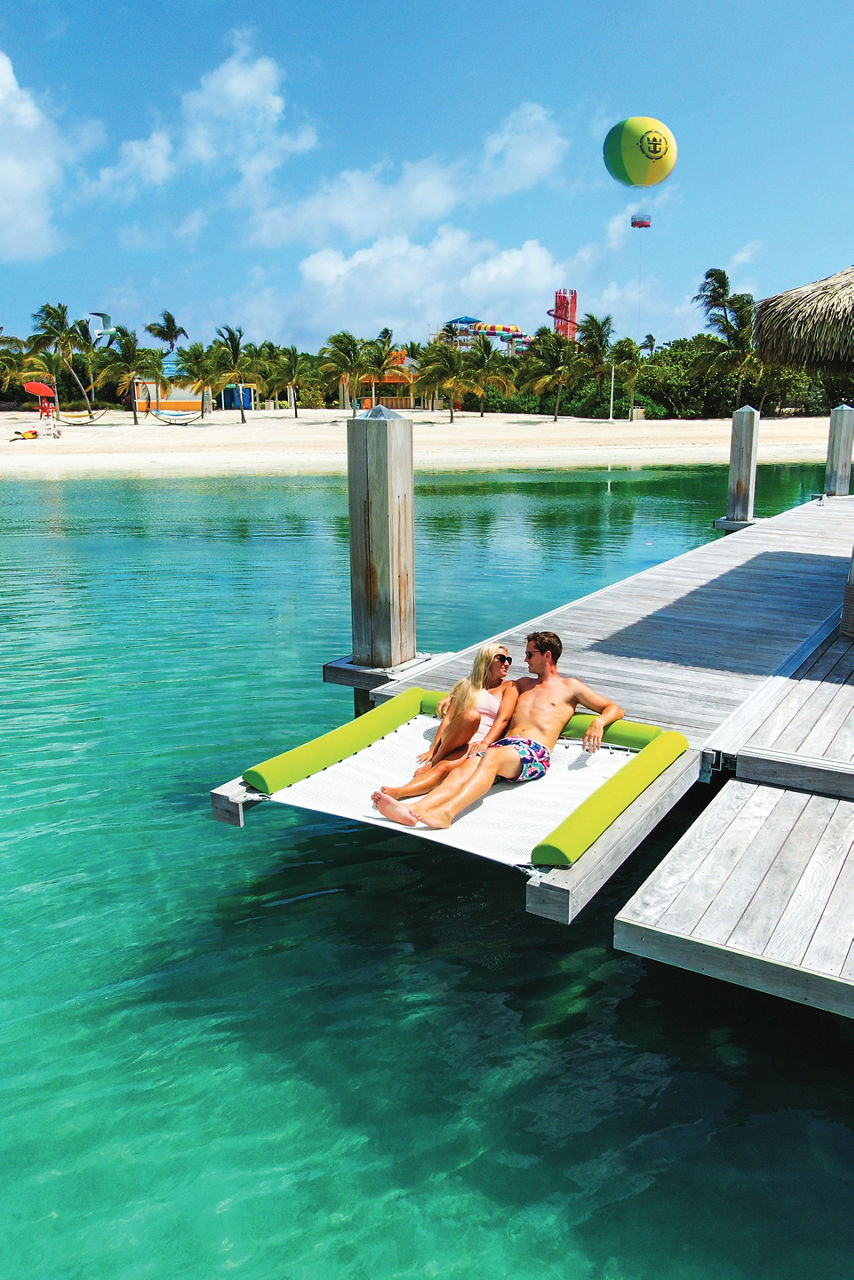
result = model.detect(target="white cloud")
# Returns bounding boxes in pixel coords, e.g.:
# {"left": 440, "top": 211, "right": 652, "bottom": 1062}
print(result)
{"left": 478, "top": 102, "right": 568, "bottom": 196}
{"left": 82, "top": 32, "right": 316, "bottom": 209}
{"left": 87, "top": 129, "right": 175, "bottom": 199}
{"left": 727, "top": 240, "right": 762, "bottom": 271}
{"left": 180, "top": 30, "right": 316, "bottom": 188}
{"left": 289, "top": 227, "right": 569, "bottom": 346}
{"left": 251, "top": 103, "right": 569, "bottom": 248}
{"left": 0, "top": 51, "right": 64, "bottom": 260}
{"left": 174, "top": 209, "right": 207, "bottom": 241}
{"left": 250, "top": 158, "right": 461, "bottom": 247}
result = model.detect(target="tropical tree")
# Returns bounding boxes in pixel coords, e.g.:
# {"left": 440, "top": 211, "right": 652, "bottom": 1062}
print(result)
{"left": 576, "top": 313, "right": 615, "bottom": 391}
{"left": 415, "top": 342, "right": 478, "bottom": 422}
{"left": 210, "top": 325, "right": 256, "bottom": 424}
{"left": 610, "top": 337, "right": 642, "bottom": 419}
{"left": 360, "top": 331, "right": 410, "bottom": 407}
{"left": 519, "top": 328, "right": 583, "bottom": 421}
{"left": 319, "top": 331, "right": 363, "bottom": 410}
{"left": 145, "top": 310, "right": 188, "bottom": 351}
{"left": 262, "top": 344, "right": 307, "bottom": 417}
{"left": 29, "top": 303, "right": 95, "bottom": 417}
{"left": 640, "top": 334, "right": 656, "bottom": 356}
{"left": 693, "top": 268, "right": 764, "bottom": 407}
{"left": 95, "top": 328, "right": 168, "bottom": 425}
{"left": 464, "top": 333, "right": 516, "bottom": 416}
{"left": 173, "top": 342, "right": 215, "bottom": 418}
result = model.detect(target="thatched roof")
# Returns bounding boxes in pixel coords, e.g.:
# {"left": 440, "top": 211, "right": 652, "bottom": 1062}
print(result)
{"left": 754, "top": 266, "right": 854, "bottom": 373}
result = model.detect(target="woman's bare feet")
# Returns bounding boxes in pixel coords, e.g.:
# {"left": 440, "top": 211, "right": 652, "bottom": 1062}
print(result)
{"left": 372, "top": 791, "right": 420, "bottom": 826}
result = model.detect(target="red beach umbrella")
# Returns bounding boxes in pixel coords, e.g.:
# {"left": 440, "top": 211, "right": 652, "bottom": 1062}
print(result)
{"left": 23, "top": 381, "right": 56, "bottom": 398}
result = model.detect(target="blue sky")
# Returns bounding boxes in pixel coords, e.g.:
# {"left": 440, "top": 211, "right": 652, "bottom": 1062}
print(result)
{"left": 2, "top": 0, "right": 852, "bottom": 353}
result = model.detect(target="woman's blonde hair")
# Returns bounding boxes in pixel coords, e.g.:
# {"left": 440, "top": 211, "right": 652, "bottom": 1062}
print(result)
{"left": 447, "top": 643, "right": 506, "bottom": 717}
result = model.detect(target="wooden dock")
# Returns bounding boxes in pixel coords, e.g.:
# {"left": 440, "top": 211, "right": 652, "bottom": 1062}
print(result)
{"left": 377, "top": 498, "right": 853, "bottom": 927}
{"left": 375, "top": 496, "right": 854, "bottom": 1013}
{"left": 614, "top": 631, "right": 854, "bottom": 1018}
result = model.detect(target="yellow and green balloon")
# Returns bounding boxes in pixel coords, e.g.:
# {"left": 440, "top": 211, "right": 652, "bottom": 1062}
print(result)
{"left": 603, "top": 117, "right": 677, "bottom": 187}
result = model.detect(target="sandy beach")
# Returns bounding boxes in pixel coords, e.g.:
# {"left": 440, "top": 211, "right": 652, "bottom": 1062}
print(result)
{"left": 0, "top": 407, "right": 832, "bottom": 478}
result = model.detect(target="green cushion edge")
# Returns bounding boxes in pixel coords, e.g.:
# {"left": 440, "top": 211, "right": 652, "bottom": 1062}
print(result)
{"left": 560, "top": 713, "right": 663, "bottom": 750}
{"left": 243, "top": 687, "right": 430, "bottom": 794}
{"left": 530, "top": 730, "right": 690, "bottom": 867}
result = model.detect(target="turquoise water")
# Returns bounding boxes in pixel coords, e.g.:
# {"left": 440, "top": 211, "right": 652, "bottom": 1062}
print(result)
{"left": 4, "top": 464, "right": 854, "bottom": 1280}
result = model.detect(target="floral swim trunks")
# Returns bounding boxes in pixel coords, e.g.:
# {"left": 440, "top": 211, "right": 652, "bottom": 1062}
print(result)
{"left": 488, "top": 736, "right": 551, "bottom": 782}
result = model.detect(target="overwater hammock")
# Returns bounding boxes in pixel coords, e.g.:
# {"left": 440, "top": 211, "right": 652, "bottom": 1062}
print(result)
{"left": 218, "top": 688, "right": 689, "bottom": 869}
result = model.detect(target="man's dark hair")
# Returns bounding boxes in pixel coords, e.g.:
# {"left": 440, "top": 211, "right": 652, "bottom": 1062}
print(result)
{"left": 527, "top": 630, "right": 563, "bottom": 662}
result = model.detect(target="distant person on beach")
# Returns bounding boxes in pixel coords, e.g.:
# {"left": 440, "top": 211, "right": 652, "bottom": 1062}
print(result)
{"left": 372, "top": 630, "right": 623, "bottom": 829}
{"left": 381, "top": 644, "right": 518, "bottom": 804}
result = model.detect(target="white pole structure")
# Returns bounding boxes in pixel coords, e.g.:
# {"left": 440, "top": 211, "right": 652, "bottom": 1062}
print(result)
{"left": 608, "top": 365, "right": 615, "bottom": 422}
{"left": 825, "top": 404, "right": 854, "bottom": 496}
{"left": 713, "top": 405, "right": 760, "bottom": 531}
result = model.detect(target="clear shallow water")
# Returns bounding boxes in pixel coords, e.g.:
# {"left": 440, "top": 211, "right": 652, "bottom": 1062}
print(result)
{"left": 4, "top": 464, "right": 854, "bottom": 1280}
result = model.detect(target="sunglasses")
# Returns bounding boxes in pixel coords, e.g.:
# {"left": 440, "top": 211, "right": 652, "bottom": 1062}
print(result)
{"left": 524, "top": 650, "right": 540, "bottom": 659}
{"left": 495, "top": 654, "right": 512, "bottom": 665}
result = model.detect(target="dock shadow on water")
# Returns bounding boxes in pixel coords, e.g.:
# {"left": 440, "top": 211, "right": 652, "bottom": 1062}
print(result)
{"left": 3, "top": 465, "right": 853, "bottom": 1280}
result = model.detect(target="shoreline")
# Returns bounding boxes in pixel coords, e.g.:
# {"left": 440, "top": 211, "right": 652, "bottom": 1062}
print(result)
{"left": 0, "top": 407, "right": 831, "bottom": 479}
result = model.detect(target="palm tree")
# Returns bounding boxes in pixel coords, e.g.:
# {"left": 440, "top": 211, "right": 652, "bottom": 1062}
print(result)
{"left": 210, "top": 325, "right": 256, "bottom": 424}
{"left": 360, "top": 331, "right": 410, "bottom": 407}
{"left": 319, "top": 331, "right": 363, "bottom": 410}
{"left": 519, "top": 328, "right": 583, "bottom": 421}
{"left": 262, "top": 344, "right": 307, "bottom": 417}
{"left": 610, "top": 337, "right": 642, "bottom": 419}
{"left": 145, "top": 310, "right": 188, "bottom": 352}
{"left": 464, "top": 333, "right": 515, "bottom": 416}
{"left": 415, "top": 342, "right": 478, "bottom": 422}
{"left": 640, "top": 334, "right": 656, "bottom": 356}
{"left": 95, "top": 328, "right": 168, "bottom": 425}
{"left": 173, "top": 342, "right": 215, "bottom": 418}
{"left": 693, "top": 268, "right": 737, "bottom": 342}
{"left": 576, "top": 313, "right": 614, "bottom": 391}
{"left": 30, "top": 303, "right": 94, "bottom": 417}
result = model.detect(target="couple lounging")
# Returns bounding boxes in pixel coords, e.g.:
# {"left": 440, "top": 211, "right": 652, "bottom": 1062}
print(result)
{"left": 372, "top": 630, "right": 623, "bottom": 830}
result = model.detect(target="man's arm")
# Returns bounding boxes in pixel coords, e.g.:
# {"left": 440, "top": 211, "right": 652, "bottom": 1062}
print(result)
{"left": 569, "top": 678, "right": 624, "bottom": 752}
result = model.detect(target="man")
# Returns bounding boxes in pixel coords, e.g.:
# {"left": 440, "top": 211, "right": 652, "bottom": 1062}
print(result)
{"left": 372, "top": 630, "right": 623, "bottom": 829}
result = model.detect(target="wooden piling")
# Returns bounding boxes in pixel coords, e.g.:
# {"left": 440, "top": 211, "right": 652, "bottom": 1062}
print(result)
{"left": 713, "top": 405, "right": 759, "bottom": 530}
{"left": 347, "top": 408, "right": 416, "bottom": 671}
{"left": 825, "top": 405, "right": 854, "bottom": 497}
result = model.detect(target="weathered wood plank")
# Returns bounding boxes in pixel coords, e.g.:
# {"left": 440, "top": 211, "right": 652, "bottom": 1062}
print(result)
{"left": 695, "top": 788, "right": 810, "bottom": 946}
{"left": 763, "top": 800, "right": 851, "bottom": 966}
{"left": 655, "top": 783, "right": 787, "bottom": 935}
{"left": 725, "top": 793, "right": 837, "bottom": 956}
{"left": 801, "top": 804, "right": 854, "bottom": 975}
{"left": 525, "top": 750, "right": 702, "bottom": 924}
{"left": 736, "top": 747, "right": 854, "bottom": 799}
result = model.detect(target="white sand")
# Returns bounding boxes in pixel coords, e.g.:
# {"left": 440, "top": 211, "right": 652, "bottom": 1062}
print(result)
{"left": 0, "top": 407, "right": 831, "bottom": 478}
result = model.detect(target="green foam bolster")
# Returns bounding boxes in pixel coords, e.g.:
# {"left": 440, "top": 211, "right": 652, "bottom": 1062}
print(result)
{"left": 560, "top": 714, "right": 663, "bottom": 751}
{"left": 419, "top": 689, "right": 447, "bottom": 717}
{"left": 530, "top": 730, "right": 689, "bottom": 867}
{"left": 243, "top": 686, "right": 427, "bottom": 794}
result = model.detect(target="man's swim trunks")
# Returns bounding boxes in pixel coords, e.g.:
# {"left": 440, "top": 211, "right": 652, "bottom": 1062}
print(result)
{"left": 488, "top": 736, "right": 551, "bottom": 782}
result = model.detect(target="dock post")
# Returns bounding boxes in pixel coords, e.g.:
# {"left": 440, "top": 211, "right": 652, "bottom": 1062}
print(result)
{"left": 346, "top": 406, "right": 416, "bottom": 712}
{"left": 825, "top": 405, "right": 854, "bottom": 496}
{"left": 713, "top": 405, "right": 759, "bottom": 531}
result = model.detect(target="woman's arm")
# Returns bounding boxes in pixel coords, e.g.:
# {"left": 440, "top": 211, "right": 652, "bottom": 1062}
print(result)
{"left": 466, "top": 682, "right": 518, "bottom": 755}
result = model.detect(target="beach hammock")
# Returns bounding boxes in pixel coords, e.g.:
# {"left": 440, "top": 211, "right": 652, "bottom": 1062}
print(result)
{"left": 146, "top": 407, "right": 205, "bottom": 425}
{"left": 216, "top": 688, "right": 689, "bottom": 868}
{"left": 55, "top": 407, "right": 110, "bottom": 425}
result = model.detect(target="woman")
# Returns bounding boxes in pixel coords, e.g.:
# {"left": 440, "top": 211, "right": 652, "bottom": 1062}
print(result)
{"left": 381, "top": 644, "right": 517, "bottom": 802}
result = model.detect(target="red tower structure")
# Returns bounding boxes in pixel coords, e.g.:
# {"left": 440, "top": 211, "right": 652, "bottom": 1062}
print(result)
{"left": 548, "top": 288, "right": 578, "bottom": 342}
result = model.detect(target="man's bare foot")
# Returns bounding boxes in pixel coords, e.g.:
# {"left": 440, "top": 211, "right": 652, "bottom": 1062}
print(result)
{"left": 379, "top": 784, "right": 403, "bottom": 799}
{"left": 373, "top": 791, "right": 420, "bottom": 826}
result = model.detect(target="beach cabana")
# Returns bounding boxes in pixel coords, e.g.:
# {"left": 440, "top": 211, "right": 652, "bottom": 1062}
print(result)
{"left": 754, "top": 265, "right": 854, "bottom": 373}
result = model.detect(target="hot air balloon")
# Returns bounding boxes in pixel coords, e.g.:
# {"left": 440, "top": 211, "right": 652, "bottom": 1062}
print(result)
{"left": 603, "top": 117, "right": 676, "bottom": 188}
